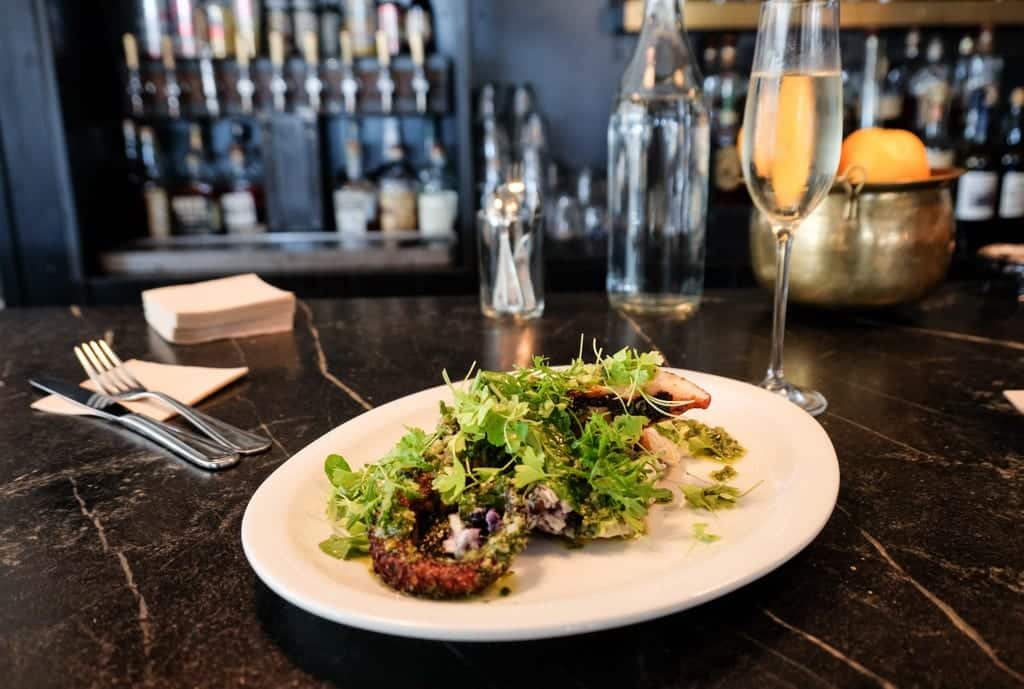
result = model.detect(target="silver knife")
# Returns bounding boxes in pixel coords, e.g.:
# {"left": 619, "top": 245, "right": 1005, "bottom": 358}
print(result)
{"left": 30, "top": 378, "right": 240, "bottom": 471}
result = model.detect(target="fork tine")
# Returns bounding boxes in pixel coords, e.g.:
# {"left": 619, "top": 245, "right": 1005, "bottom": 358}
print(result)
{"left": 98, "top": 340, "right": 145, "bottom": 390}
{"left": 81, "top": 341, "right": 126, "bottom": 394}
{"left": 74, "top": 345, "right": 109, "bottom": 393}
{"left": 87, "top": 341, "right": 133, "bottom": 394}
{"left": 89, "top": 341, "right": 134, "bottom": 392}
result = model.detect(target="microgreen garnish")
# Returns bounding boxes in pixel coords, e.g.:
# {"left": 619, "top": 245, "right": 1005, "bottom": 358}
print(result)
{"left": 321, "top": 344, "right": 749, "bottom": 562}
{"left": 680, "top": 481, "right": 762, "bottom": 513}
{"left": 711, "top": 465, "right": 738, "bottom": 482}
{"left": 692, "top": 522, "right": 721, "bottom": 543}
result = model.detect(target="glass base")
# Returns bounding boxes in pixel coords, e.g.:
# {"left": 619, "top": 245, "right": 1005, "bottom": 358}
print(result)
{"left": 759, "top": 378, "right": 828, "bottom": 416}
{"left": 609, "top": 293, "right": 701, "bottom": 318}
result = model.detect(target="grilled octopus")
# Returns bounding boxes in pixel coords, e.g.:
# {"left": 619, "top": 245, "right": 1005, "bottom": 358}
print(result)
{"left": 369, "top": 368, "right": 710, "bottom": 596}
{"left": 369, "top": 473, "right": 527, "bottom": 598}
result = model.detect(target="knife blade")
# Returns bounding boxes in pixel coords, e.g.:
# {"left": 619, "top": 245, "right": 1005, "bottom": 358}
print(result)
{"left": 31, "top": 377, "right": 133, "bottom": 418}
{"left": 30, "top": 378, "right": 240, "bottom": 471}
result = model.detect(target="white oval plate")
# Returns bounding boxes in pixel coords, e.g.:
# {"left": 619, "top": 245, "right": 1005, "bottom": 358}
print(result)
{"left": 242, "top": 369, "right": 839, "bottom": 641}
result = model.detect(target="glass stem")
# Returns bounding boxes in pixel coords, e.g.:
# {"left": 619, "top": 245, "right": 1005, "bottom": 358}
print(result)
{"left": 766, "top": 225, "right": 795, "bottom": 387}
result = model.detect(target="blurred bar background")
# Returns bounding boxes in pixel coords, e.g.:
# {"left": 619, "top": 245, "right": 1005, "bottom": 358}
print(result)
{"left": 0, "top": 0, "right": 1021, "bottom": 306}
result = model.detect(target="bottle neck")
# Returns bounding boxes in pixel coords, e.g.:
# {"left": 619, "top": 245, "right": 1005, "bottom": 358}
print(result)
{"left": 345, "top": 140, "right": 364, "bottom": 180}
{"left": 644, "top": 0, "right": 683, "bottom": 23}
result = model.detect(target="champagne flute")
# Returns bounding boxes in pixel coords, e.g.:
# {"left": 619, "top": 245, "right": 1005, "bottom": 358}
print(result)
{"left": 741, "top": 0, "right": 842, "bottom": 416}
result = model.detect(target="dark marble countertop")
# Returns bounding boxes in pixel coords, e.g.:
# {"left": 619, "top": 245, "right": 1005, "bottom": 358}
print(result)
{"left": 1, "top": 285, "right": 1022, "bottom": 689}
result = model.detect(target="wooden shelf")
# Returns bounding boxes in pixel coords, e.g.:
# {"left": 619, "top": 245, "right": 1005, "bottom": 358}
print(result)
{"left": 623, "top": 0, "right": 1024, "bottom": 31}
{"left": 98, "top": 232, "right": 456, "bottom": 278}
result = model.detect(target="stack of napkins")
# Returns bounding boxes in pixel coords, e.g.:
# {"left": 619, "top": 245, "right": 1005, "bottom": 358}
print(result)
{"left": 143, "top": 274, "right": 295, "bottom": 344}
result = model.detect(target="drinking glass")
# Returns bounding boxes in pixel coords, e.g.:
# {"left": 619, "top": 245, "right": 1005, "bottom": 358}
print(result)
{"left": 741, "top": 0, "right": 842, "bottom": 416}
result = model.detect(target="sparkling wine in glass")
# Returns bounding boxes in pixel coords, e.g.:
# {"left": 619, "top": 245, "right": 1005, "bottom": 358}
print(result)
{"left": 741, "top": 0, "right": 842, "bottom": 416}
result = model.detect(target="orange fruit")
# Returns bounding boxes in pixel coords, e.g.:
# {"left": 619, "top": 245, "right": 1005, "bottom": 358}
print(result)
{"left": 837, "top": 128, "right": 931, "bottom": 184}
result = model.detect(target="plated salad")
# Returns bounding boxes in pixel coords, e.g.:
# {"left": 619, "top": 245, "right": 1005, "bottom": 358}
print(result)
{"left": 319, "top": 347, "right": 749, "bottom": 599}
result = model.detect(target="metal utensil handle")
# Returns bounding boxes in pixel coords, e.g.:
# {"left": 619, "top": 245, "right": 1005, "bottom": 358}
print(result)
{"left": 139, "top": 391, "right": 271, "bottom": 455}
{"left": 117, "top": 414, "right": 240, "bottom": 471}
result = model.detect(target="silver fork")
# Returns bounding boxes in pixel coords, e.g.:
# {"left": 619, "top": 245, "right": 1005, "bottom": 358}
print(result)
{"left": 74, "top": 340, "right": 271, "bottom": 455}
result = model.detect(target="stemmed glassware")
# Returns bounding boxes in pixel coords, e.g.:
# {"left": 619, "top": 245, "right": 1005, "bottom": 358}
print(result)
{"left": 741, "top": 0, "right": 843, "bottom": 416}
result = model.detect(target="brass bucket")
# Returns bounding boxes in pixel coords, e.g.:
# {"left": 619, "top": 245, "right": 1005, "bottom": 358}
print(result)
{"left": 750, "top": 171, "right": 960, "bottom": 307}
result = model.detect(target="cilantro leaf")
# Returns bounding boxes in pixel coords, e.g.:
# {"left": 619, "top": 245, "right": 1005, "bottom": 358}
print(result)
{"left": 433, "top": 459, "right": 467, "bottom": 503}
{"left": 692, "top": 522, "right": 721, "bottom": 543}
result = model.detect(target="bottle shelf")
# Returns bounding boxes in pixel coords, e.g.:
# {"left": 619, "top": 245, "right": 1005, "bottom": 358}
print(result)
{"left": 97, "top": 231, "right": 456, "bottom": 278}
{"left": 621, "top": 0, "right": 1024, "bottom": 31}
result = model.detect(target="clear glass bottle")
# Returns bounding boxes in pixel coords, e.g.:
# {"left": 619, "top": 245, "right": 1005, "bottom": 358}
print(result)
{"left": 333, "top": 120, "right": 378, "bottom": 236}
{"left": 880, "top": 28, "right": 921, "bottom": 129}
{"left": 373, "top": 117, "right": 418, "bottom": 232}
{"left": 998, "top": 88, "right": 1024, "bottom": 226}
{"left": 170, "top": 125, "right": 221, "bottom": 235}
{"left": 219, "top": 144, "right": 264, "bottom": 234}
{"left": 606, "top": 0, "right": 709, "bottom": 315}
{"left": 418, "top": 138, "right": 458, "bottom": 237}
{"left": 139, "top": 125, "right": 171, "bottom": 239}
{"left": 711, "top": 41, "right": 746, "bottom": 203}
{"left": 955, "top": 83, "right": 1000, "bottom": 254}
{"left": 910, "top": 37, "right": 950, "bottom": 136}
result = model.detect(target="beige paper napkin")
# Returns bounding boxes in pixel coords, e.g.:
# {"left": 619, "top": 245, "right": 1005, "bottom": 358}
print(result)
{"left": 143, "top": 273, "right": 296, "bottom": 344}
{"left": 1004, "top": 391, "right": 1024, "bottom": 415}
{"left": 31, "top": 359, "right": 248, "bottom": 421}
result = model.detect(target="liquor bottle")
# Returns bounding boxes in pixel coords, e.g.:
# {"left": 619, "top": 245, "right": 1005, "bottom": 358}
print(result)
{"left": 373, "top": 117, "right": 418, "bottom": 232}
{"left": 377, "top": 1, "right": 402, "bottom": 56}
{"left": 417, "top": 134, "right": 458, "bottom": 237}
{"left": 405, "top": 0, "right": 433, "bottom": 54}
{"left": 161, "top": 35, "right": 183, "bottom": 118}
{"left": 375, "top": 30, "right": 395, "bottom": 113}
{"left": 409, "top": 29, "right": 429, "bottom": 113}
{"left": 606, "top": 0, "right": 709, "bottom": 313}
{"left": 291, "top": 0, "right": 319, "bottom": 56}
{"left": 919, "top": 85, "right": 955, "bottom": 170}
{"left": 969, "top": 27, "right": 1003, "bottom": 103}
{"left": 950, "top": 34, "right": 974, "bottom": 135}
{"left": 122, "top": 118, "right": 147, "bottom": 235}
{"left": 955, "top": 84, "right": 1000, "bottom": 252}
{"left": 333, "top": 121, "right": 378, "bottom": 236}
{"left": 339, "top": 29, "right": 360, "bottom": 113}
{"left": 346, "top": 0, "right": 377, "bottom": 57}
{"left": 509, "top": 83, "right": 538, "bottom": 160}
{"left": 880, "top": 28, "right": 921, "bottom": 129}
{"left": 134, "top": 0, "right": 165, "bottom": 59}
{"left": 317, "top": 0, "right": 343, "bottom": 59}
{"left": 476, "top": 84, "right": 508, "bottom": 208}
{"left": 139, "top": 126, "right": 171, "bottom": 239}
{"left": 219, "top": 144, "right": 263, "bottom": 234}
{"left": 264, "top": 0, "right": 293, "bottom": 55}
{"left": 202, "top": 1, "right": 234, "bottom": 58}
{"left": 193, "top": 8, "right": 221, "bottom": 117}
{"left": 712, "top": 42, "right": 745, "bottom": 201}
{"left": 171, "top": 125, "right": 221, "bottom": 234}
{"left": 909, "top": 37, "right": 950, "bottom": 155}
{"left": 168, "top": 0, "right": 198, "bottom": 58}
{"left": 702, "top": 42, "right": 719, "bottom": 114}
{"left": 997, "top": 88, "right": 1024, "bottom": 228}
{"left": 858, "top": 31, "right": 885, "bottom": 129}
{"left": 122, "top": 33, "right": 145, "bottom": 118}
{"left": 233, "top": 0, "right": 260, "bottom": 60}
